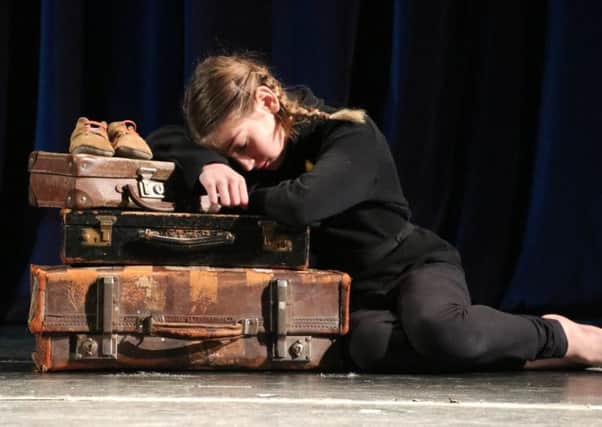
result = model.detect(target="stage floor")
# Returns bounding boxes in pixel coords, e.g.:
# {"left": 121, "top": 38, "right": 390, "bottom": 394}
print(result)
{"left": 1, "top": 326, "right": 601, "bottom": 426}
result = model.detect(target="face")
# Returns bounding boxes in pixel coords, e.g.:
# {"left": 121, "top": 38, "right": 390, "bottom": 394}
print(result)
{"left": 212, "top": 88, "right": 287, "bottom": 171}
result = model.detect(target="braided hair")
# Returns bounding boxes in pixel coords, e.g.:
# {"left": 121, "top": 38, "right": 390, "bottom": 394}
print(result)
{"left": 183, "top": 54, "right": 365, "bottom": 150}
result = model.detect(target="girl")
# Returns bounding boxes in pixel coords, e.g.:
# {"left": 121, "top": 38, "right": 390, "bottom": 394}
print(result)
{"left": 155, "top": 54, "right": 602, "bottom": 372}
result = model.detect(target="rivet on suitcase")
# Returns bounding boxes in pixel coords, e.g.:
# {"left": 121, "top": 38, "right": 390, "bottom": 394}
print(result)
{"left": 28, "top": 265, "right": 351, "bottom": 372}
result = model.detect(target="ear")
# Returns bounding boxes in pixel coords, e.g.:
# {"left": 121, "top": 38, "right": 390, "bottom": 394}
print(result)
{"left": 254, "top": 86, "right": 280, "bottom": 114}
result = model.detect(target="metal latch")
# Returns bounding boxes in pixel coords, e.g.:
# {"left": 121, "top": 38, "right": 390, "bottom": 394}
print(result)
{"left": 97, "top": 215, "right": 117, "bottom": 243}
{"left": 241, "top": 318, "right": 259, "bottom": 335}
{"left": 74, "top": 276, "right": 119, "bottom": 360}
{"left": 259, "top": 221, "right": 293, "bottom": 252}
{"left": 270, "top": 279, "right": 310, "bottom": 363}
{"left": 137, "top": 167, "right": 165, "bottom": 199}
{"left": 81, "top": 215, "right": 117, "bottom": 247}
{"left": 272, "top": 279, "right": 288, "bottom": 358}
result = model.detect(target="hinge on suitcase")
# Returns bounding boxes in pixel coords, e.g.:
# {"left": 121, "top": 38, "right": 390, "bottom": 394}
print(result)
{"left": 137, "top": 167, "right": 165, "bottom": 199}
{"left": 74, "top": 276, "right": 120, "bottom": 360}
{"left": 269, "top": 279, "right": 311, "bottom": 363}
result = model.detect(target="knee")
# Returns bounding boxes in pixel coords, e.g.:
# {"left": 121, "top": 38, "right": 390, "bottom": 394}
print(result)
{"left": 407, "top": 310, "right": 489, "bottom": 363}
{"left": 347, "top": 310, "right": 395, "bottom": 371}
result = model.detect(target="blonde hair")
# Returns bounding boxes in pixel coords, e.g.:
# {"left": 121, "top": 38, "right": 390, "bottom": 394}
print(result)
{"left": 183, "top": 54, "right": 365, "bottom": 150}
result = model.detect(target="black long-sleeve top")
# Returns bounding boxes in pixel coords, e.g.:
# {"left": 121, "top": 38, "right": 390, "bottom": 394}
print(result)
{"left": 148, "top": 87, "right": 461, "bottom": 301}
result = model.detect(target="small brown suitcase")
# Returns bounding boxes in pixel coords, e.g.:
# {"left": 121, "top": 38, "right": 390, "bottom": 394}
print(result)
{"left": 60, "top": 209, "right": 310, "bottom": 269}
{"left": 28, "top": 264, "right": 351, "bottom": 372}
{"left": 28, "top": 151, "right": 187, "bottom": 212}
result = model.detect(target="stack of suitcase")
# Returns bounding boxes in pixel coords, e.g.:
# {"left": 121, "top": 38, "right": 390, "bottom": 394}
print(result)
{"left": 27, "top": 150, "right": 351, "bottom": 372}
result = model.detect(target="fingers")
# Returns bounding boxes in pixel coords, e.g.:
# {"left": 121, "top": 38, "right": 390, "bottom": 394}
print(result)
{"left": 226, "top": 179, "right": 238, "bottom": 206}
{"left": 216, "top": 180, "right": 230, "bottom": 206}
{"left": 239, "top": 179, "right": 248, "bottom": 207}
{"left": 199, "top": 163, "right": 248, "bottom": 208}
{"left": 203, "top": 181, "right": 219, "bottom": 205}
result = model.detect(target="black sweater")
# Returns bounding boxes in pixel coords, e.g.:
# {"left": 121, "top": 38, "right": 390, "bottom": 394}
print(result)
{"left": 148, "top": 87, "right": 461, "bottom": 300}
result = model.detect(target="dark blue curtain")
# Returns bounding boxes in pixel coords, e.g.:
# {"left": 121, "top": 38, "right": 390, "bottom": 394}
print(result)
{"left": 2, "top": 0, "right": 601, "bottom": 325}
{"left": 501, "top": 1, "right": 602, "bottom": 320}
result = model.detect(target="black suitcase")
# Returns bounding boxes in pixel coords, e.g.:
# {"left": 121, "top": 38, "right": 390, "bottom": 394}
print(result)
{"left": 60, "top": 209, "right": 310, "bottom": 269}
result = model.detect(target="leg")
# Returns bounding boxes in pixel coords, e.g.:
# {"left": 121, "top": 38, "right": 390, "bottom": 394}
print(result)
{"left": 397, "top": 263, "right": 569, "bottom": 370}
{"left": 347, "top": 309, "right": 425, "bottom": 373}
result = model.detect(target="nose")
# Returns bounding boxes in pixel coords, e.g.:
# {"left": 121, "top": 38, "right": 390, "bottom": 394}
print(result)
{"left": 237, "top": 157, "right": 255, "bottom": 171}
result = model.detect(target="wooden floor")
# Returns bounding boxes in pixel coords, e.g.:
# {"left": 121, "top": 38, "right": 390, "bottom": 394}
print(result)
{"left": 2, "top": 326, "right": 602, "bottom": 426}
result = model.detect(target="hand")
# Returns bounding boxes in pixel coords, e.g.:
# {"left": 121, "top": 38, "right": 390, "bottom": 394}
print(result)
{"left": 199, "top": 163, "right": 248, "bottom": 207}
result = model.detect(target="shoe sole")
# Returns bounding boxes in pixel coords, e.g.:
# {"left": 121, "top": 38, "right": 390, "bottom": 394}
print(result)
{"left": 114, "top": 146, "right": 153, "bottom": 160}
{"left": 70, "top": 145, "right": 114, "bottom": 157}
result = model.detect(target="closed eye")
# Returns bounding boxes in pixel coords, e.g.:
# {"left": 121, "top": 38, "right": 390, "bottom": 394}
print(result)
{"left": 233, "top": 140, "right": 248, "bottom": 154}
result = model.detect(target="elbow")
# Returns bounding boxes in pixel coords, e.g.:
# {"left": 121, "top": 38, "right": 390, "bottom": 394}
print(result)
{"left": 285, "top": 196, "right": 327, "bottom": 228}
{"left": 268, "top": 199, "right": 318, "bottom": 229}
{"left": 260, "top": 184, "right": 325, "bottom": 228}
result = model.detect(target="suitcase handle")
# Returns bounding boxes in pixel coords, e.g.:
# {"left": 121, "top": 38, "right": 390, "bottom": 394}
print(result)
{"left": 123, "top": 183, "right": 175, "bottom": 212}
{"left": 137, "top": 229, "right": 235, "bottom": 249}
{"left": 145, "top": 317, "right": 244, "bottom": 339}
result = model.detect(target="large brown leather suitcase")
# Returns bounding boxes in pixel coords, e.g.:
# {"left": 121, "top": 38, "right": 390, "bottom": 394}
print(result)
{"left": 28, "top": 151, "right": 188, "bottom": 212}
{"left": 28, "top": 264, "right": 351, "bottom": 372}
{"left": 60, "top": 209, "right": 310, "bottom": 269}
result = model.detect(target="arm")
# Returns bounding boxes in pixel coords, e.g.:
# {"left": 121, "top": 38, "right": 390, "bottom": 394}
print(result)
{"left": 146, "top": 125, "right": 230, "bottom": 193}
{"left": 147, "top": 125, "right": 248, "bottom": 206}
{"left": 249, "top": 123, "right": 379, "bottom": 227}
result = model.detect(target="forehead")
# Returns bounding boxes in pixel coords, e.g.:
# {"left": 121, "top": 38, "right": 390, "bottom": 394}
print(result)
{"left": 211, "top": 115, "right": 246, "bottom": 150}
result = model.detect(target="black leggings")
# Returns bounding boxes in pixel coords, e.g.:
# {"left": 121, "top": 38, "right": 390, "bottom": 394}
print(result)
{"left": 347, "top": 263, "right": 568, "bottom": 372}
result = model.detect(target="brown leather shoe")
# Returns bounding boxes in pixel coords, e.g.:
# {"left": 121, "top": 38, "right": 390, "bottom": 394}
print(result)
{"left": 108, "top": 120, "right": 153, "bottom": 160}
{"left": 69, "top": 117, "right": 114, "bottom": 156}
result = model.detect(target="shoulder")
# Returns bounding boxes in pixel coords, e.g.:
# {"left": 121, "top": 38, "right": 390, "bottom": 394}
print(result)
{"left": 292, "top": 113, "right": 386, "bottom": 154}
{"left": 285, "top": 85, "right": 326, "bottom": 109}
{"left": 146, "top": 124, "right": 190, "bottom": 147}
{"left": 297, "top": 117, "right": 386, "bottom": 175}
{"left": 319, "top": 114, "right": 384, "bottom": 150}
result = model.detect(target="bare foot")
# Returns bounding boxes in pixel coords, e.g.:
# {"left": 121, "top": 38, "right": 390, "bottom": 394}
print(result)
{"left": 542, "top": 314, "right": 602, "bottom": 367}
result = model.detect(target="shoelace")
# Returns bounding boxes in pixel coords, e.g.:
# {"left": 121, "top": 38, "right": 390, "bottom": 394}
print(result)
{"left": 111, "top": 120, "right": 138, "bottom": 139}
{"left": 84, "top": 120, "right": 107, "bottom": 137}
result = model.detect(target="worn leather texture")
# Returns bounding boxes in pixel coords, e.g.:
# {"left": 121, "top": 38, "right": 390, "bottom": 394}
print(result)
{"left": 28, "top": 264, "right": 351, "bottom": 372}
{"left": 27, "top": 151, "right": 190, "bottom": 211}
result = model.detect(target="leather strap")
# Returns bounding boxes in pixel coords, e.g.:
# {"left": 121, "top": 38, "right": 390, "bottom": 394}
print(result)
{"left": 146, "top": 317, "right": 244, "bottom": 340}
